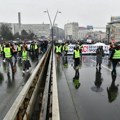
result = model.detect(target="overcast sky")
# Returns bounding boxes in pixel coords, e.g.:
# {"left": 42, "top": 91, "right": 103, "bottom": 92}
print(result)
{"left": 0, "top": 0, "right": 120, "bottom": 30}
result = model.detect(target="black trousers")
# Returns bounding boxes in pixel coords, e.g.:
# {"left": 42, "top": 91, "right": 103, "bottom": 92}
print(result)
{"left": 111, "top": 59, "right": 120, "bottom": 74}
{"left": 74, "top": 58, "right": 80, "bottom": 67}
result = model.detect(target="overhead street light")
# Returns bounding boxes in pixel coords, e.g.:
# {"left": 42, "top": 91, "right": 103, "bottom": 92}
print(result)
{"left": 44, "top": 10, "right": 52, "bottom": 28}
{"left": 44, "top": 9, "right": 61, "bottom": 49}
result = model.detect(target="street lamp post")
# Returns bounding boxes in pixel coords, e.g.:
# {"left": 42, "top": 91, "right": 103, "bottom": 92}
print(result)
{"left": 106, "top": 24, "right": 111, "bottom": 43}
{"left": 44, "top": 10, "right": 52, "bottom": 28}
{"left": 44, "top": 10, "right": 61, "bottom": 49}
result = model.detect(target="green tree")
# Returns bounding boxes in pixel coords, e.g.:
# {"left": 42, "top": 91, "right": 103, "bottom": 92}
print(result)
{"left": 0, "top": 24, "right": 14, "bottom": 40}
{"left": 28, "top": 31, "right": 35, "bottom": 40}
{"left": 14, "top": 32, "right": 20, "bottom": 39}
{"left": 21, "top": 29, "right": 29, "bottom": 40}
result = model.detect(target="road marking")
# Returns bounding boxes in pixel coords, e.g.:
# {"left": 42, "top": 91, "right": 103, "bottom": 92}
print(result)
{"left": 91, "top": 59, "right": 112, "bottom": 72}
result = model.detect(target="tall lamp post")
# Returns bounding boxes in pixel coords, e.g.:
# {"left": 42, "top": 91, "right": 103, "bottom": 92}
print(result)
{"left": 106, "top": 24, "right": 111, "bottom": 43}
{"left": 44, "top": 10, "right": 61, "bottom": 49}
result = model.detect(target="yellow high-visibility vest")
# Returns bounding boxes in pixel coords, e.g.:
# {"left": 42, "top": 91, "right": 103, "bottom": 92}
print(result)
{"left": 56, "top": 46, "right": 62, "bottom": 53}
{"left": 74, "top": 50, "right": 80, "bottom": 58}
{"left": 18, "top": 45, "right": 21, "bottom": 51}
{"left": 4, "top": 47, "right": 12, "bottom": 58}
{"left": 22, "top": 51, "right": 28, "bottom": 60}
{"left": 113, "top": 50, "right": 120, "bottom": 59}
{"left": 35, "top": 44, "right": 38, "bottom": 49}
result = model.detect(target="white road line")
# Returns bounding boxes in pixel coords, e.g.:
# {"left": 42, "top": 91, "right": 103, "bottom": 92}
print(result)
{"left": 91, "top": 59, "right": 112, "bottom": 72}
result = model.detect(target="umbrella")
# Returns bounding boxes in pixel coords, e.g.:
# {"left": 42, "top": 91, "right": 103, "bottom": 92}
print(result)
{"left": 94, "top": 42, "right": 106, "bottom": 46}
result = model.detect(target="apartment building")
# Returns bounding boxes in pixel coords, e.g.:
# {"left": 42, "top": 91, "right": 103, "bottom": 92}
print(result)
{"left": 64, "top": 22, "right": 79, "bottom": 40}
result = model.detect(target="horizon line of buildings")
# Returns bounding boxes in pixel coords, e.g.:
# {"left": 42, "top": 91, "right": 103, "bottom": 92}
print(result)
{"left": 0, "top": 22, "right": 106, "bottom": 42}
{"left": 1, "top": 12, "right": 120, "bottom": 42}
{"left": 0, "top": 12, "right": 106, "bottom": 41}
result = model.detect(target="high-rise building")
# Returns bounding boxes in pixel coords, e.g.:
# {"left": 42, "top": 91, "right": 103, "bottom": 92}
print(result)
{"left": 106, "top": 16, "right": 120, "bottom": 42}
{"left": 78, "top": 27, "right": 92, "bottom": 40}
{"left": 64, "top": 22, "right": 79, "bottom": 40}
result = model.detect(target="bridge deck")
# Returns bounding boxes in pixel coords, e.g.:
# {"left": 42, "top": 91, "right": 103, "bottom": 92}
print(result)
{"left": 56, "top": 55, "right": 120, "bottom": 120}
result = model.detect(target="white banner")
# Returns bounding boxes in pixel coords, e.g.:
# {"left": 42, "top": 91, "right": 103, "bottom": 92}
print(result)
{"left": 67, "top": 44, "right": 109, "bottom": 55}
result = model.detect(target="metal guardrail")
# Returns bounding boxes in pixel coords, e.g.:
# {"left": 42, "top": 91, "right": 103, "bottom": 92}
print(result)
{"left": 39, "top": 50, "right": 52, "bottom": 120}
{"left": 39, "top": 49, "right": 60, "bottom": 120}
{"left": 3, "top": 45, "right": 60, "bottom": 120}
{"left": 52, "top": 51, "right": 60, "bottom": 120}
{"left": 3, "top": 46, "right": 51, "bottom": 120}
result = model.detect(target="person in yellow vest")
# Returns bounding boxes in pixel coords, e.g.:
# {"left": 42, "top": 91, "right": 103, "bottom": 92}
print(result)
{"left": 22, "top": 46, "right": 29, "bottom": 73}
{"left": 3, "top": 43, "right": 13, "bottom": 75}
{"left": 73, "top": 45, "right": 80, "bottom": 77}
{"left": 17, "top": 43, "right": 22, "bottom": 59}
{"left": 73, "top": 45, "right": 81, "bottom": 88}
{"left": 55, "top": 43, "right": 62, "bottom": 60}
{"left": 109, "top": 43, "right": 120, "bottom": 76}
{"left": 73, "top": 45, "right": 80, "bottom": 68}
{"left": 63, "top": 43, "right": 68, "bottom": 56}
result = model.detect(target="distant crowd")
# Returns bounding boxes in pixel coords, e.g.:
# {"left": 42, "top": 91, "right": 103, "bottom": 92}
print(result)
{"left": 0, "top": 40, "right": 48, "bottom": 75}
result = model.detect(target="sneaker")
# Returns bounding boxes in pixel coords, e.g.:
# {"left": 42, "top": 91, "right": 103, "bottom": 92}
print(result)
{"left": 22, "top": 71, "right": 25, "bottom": 73}
{"left": 26, "top": 70, "right": 29, "bottom": 72}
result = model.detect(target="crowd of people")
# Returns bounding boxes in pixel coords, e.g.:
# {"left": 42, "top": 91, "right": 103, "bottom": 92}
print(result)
{"left": 54, "top": 41, "right": 120, "bottom": 102}
{"left": 54, "top": 42, "right": 83, "bottom": 89}
{"left": 54, "top": 41, "right": 120, "bottom": 90}
{"left": 0, "top": 40, "right": 119, "bottom": 101}
{"left": 0, "top": 40, "right": 48, "bottom": 77}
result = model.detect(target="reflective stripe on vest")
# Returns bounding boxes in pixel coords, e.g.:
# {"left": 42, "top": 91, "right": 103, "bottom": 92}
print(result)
{"left": 22, "top": 51, "right": 28, "bottom": 60}
{"left": 113, "top": 50, "right": 120, "bottom": 59}
{"left": 74, "top": 50, "right": 80, "bottom": 58}
{"left": 4, "top": 47, "right": 11, "bottom": 58}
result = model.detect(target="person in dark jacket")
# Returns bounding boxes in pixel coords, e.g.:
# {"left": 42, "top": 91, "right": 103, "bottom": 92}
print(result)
{"left": 96, "top": 46, "right": 104, "bottom": 69}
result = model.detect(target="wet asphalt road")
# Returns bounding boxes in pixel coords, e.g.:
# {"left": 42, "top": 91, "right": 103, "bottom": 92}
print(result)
{"left": 0, "top": 54, "right": 42, "bottom": 120}
{"left": 57, "top": 55, "right": 120, "bottom": 120}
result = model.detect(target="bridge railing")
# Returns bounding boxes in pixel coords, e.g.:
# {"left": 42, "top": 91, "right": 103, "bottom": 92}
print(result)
{"left": 39, "top": 48, "right": 60, "bottom": 120}
{"left": 3, "top": 46, "right": 51, "bottom": 120}
{"left": 52, "top": 50, "right": 60, "bottom": 120}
